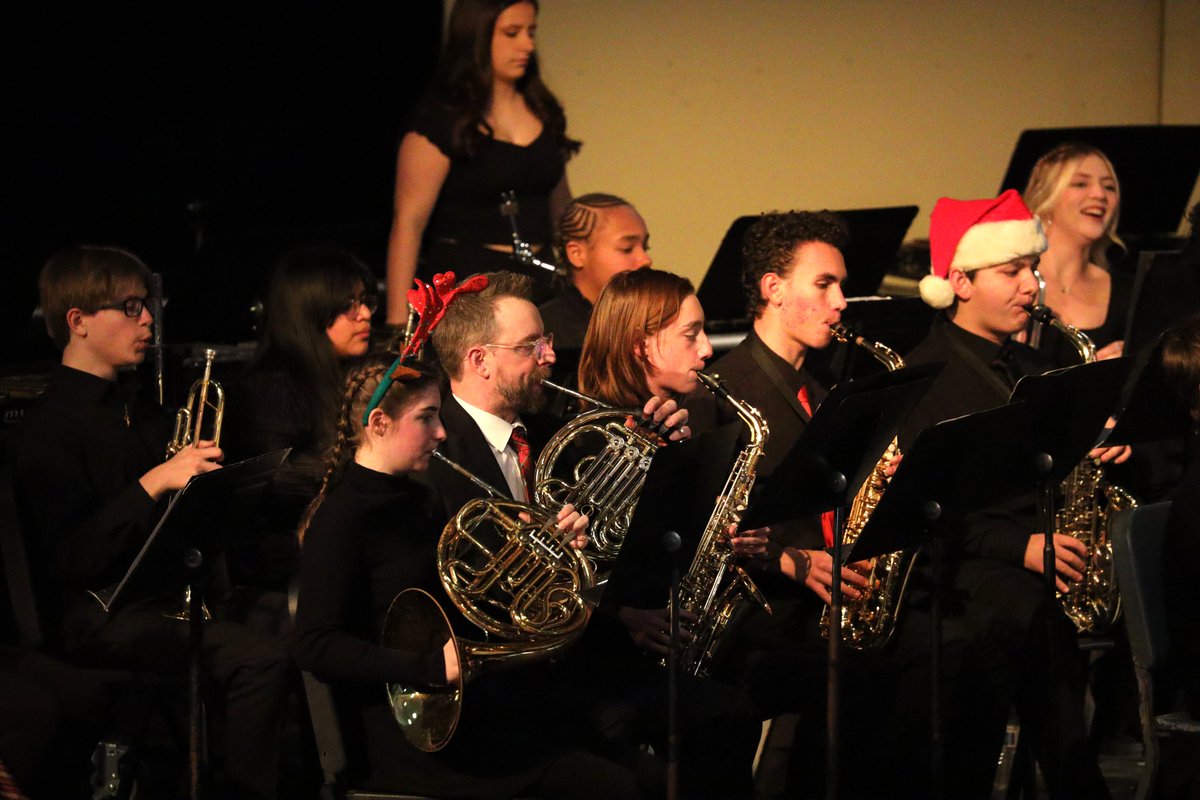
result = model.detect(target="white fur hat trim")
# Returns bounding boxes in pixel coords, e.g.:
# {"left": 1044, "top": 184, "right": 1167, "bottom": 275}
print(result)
{"left": 919, "top": 274, "right": 956, "bottom": 309}
{"left": 951, "top": 218, "right": 1047, "bottom": 273}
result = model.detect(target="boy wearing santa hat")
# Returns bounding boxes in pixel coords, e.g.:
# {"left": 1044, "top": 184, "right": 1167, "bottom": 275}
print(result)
{"left": 892, "top": 189, "right": 1111, "bottom": 799}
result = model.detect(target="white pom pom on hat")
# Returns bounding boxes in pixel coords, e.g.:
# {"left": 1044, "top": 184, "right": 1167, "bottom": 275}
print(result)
{"left": 918, "top": 274, "right": 956, "bottom": 309}
{"left": 921, "top": 189, "right": 1048, "bottom": 308}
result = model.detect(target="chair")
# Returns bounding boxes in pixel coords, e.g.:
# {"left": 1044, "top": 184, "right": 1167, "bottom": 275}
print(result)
{"left": 286, "top": 581, "right": 441, "bottom": 800}
{"left": 1110, "top": 502, "right": 1200, "bottom": 800}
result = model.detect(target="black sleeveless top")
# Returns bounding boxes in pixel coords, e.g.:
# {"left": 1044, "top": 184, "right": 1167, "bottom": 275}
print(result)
{"left": 409, "top": 102, "right": 566, "bottom": 246}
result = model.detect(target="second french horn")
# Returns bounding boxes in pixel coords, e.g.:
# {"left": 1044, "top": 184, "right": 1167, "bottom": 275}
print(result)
{"left": 534, "top": 379, "right": 663, "bottom": 560}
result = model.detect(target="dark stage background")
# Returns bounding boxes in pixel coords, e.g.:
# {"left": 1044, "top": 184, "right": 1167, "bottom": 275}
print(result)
{"left": 3, "top": 2, "right": 444, "bottom": 365}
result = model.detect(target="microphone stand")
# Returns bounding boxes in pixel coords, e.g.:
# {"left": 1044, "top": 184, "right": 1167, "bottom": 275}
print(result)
{"left": 825, "top": 472, "right": 848, "bottom": 800}
{"left": 924, "top": 500, "right": 945, "bottom": 799}
{"left": 662, "top": 530, "right": 683, "bottom": 800}
{"left": 185, "top": 546, "right": 206, "bottom": 800}
{"left": 499, "top": 191, "right": 559, "bottom": 274}
{"left": 149, "top": 273, "right": 165, "bottom": 406}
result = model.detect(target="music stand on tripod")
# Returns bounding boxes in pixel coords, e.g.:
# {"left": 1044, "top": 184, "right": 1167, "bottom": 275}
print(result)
{"left": 849, "top": 359, "right": 1133, "bottom": 798}
{"left": 93, "top": 448, "right": 289, "bottom": 800}
{"left": 741, "top": 363, "right": 940, "bottom": 800}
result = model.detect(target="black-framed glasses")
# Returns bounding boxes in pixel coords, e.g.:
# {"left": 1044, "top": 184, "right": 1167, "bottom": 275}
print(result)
{"left": 484, "top": 332, "right": 554, "bottom": 361}
{"left": 95, "top": 296, "right": 151, "bottom": 318}
{"left": 336, "top": 294, "right": 378, "bottom": 319}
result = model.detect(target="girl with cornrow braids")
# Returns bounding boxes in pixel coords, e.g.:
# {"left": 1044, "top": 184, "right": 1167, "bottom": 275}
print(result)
{"left": 290, "top": 355, "right": 642, "bottom": 799}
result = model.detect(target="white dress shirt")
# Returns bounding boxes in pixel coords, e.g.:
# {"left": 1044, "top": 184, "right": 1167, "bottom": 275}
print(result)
{"left": 451, "top": 394, "right": 528, "bottom": 502}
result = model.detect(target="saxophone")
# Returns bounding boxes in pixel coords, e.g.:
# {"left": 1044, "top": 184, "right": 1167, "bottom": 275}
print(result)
{"left": 1026, "top": 304, "right": 1137, "bottom": 634}
{"left": 676, "top": 371, "right": 772, "bottom": 677}
{"left": 817, "top": 324, "right": 915, "bottom": 650}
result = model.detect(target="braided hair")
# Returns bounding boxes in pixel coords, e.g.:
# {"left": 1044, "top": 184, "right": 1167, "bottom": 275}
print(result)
{"left": 297, "top": 355, "right": 442, "bottom": 544}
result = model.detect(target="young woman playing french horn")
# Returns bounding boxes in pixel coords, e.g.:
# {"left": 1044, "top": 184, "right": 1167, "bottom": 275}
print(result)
{"left": 568, "top": 267, "right": 762, "bottom": 800}
{"left": 289, "top": 355, "right": 640, "bottom": 800}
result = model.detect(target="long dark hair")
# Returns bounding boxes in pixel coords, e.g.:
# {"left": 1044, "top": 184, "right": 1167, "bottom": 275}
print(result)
{"left": 256, "top": 246, "right": 375, "bottom": 428}
{"left": 298, "top": 356, "right": 442, "bottom": 543}
{"left": 429, "top": 0, "right": 580, "bottom": 160}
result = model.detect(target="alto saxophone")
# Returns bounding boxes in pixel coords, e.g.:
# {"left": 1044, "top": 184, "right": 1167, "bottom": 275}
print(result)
{"left": 817, "top": 324, "right": 914, "bottom": 650}
{"left": 1025, "top": 304, "right": 1136, "bottom": 634}
{"left": 676, "top": 371, "right": 772, "bottom": 677}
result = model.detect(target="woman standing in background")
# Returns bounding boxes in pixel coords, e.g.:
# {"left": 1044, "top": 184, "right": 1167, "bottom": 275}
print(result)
{"left": 386, "top": 0, "right": 578, "bottom": 322}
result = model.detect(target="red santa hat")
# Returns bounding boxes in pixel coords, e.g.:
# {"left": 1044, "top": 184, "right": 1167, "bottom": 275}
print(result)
{"left": 919, "top": 189, "right": 1047, "bottom": 309}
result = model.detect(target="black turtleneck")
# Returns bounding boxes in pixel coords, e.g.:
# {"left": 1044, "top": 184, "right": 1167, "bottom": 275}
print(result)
{"left": 290, "top": 461, "right": 447, "bottom": 689}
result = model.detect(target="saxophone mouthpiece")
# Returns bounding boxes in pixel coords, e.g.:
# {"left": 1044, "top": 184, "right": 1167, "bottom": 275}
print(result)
{"left": 693, "top": 370, "right": 724, "bottom": 395}
{"left": 1025, "top": 304, "right": 1054, "bottom": 325}
{"left": 830, "top": 323, "right": 856, "bottom": 345}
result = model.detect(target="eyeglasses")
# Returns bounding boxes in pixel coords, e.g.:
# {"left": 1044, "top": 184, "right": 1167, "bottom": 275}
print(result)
{"left": 484, "top": 332, "right": 555, "bottom": 361}
{"left": 95, "top": 296, "right": 151, "bottom": 318}
{"left": 336, "top": 294, "right": 378, "bottom": 319}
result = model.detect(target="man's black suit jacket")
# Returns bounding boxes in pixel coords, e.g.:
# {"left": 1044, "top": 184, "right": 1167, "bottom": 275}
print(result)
{"left": 424, "top": 392, "right": 560, "bottom": 524}
{"left": 684, "top": 328, "right": 827, "bottom": 552}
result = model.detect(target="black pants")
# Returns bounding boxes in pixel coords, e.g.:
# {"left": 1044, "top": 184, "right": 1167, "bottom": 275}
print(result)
{"left": 957, "top": 560, "right": 1110, "bottom": 800}
{"left": 65, "top": 599, "right": 290, "bottom": 800}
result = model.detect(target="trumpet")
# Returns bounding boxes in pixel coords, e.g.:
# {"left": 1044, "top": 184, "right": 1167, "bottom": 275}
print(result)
{"left": 166, "top": 348, "right": 225, "bottom": 458}
{"left": 160, "top": 348, "right": 224, "bottom": 622}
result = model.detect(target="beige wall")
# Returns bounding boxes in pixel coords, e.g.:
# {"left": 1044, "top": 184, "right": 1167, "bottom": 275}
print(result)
{"left": 539, "top": 0, "right": 1200, "bottom": 287}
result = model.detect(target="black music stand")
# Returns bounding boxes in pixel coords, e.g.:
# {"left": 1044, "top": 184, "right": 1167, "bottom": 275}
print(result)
{"left": 1009, "top": 358, "right": 1136, "bottom": 602}
{"left": 848, "top": 401, "right": 1036, "bottom": 798}
{"left": 1106, "top": 346, "right": 1195, "bottom": 447}
{"left": 998, "top": 126, "right": 1200, "bottom": 240}
{"left": 697, "top": 206, "right": 919, "bottom": 328}
{"left": 737, "top": 363, "right": 939, "bottom": 800}
{"left": 94, "top": 448, "right": 289, "bottom": 800}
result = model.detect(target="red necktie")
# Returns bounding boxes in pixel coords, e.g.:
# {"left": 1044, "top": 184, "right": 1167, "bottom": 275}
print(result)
{"left": 509, "top": 425, "right": 533, "bottom": 498}
{"left": 797, "top": 386, "right": 837, "bottom": 548}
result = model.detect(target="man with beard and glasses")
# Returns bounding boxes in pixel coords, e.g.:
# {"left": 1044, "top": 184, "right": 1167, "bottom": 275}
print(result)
{"left": 425, "top": 270, "right": 565, "bottom": 519}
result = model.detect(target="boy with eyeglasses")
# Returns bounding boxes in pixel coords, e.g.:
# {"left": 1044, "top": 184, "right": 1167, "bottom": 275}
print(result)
{"left": 10, "top": 245, "right": 288, "bottom": 799}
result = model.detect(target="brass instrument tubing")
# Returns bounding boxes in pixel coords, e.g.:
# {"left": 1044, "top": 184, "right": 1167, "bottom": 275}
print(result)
{"left": 541, "top": 379, "right": 616, "bottom": 410}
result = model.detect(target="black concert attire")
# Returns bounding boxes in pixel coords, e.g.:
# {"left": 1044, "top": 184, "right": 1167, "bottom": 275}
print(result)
{"left": 8, "top": 365, "right": 289, "bottom": 800}
{"left": 897, "top": 319, "right": 1111, "bottom": 800}
{"left": 290, "top": 461, "right": 640, "bottom": 800}
{"left": 0, "top": 645, "right": 107, "bottom": 798}
{"left": 223, "top": 360, "right": 332, "bottom": 593}
{"left": 409, "top": 101, "right": 569, "bottom": 302}
{"left": 537, "top": 283, "right": 591, "bottom": 406}
{"left": 1037, "top": 270, "right": 1133, "bottom": 367}
{"left": 684, "top": 329, "right": 831, "bottom": 653}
